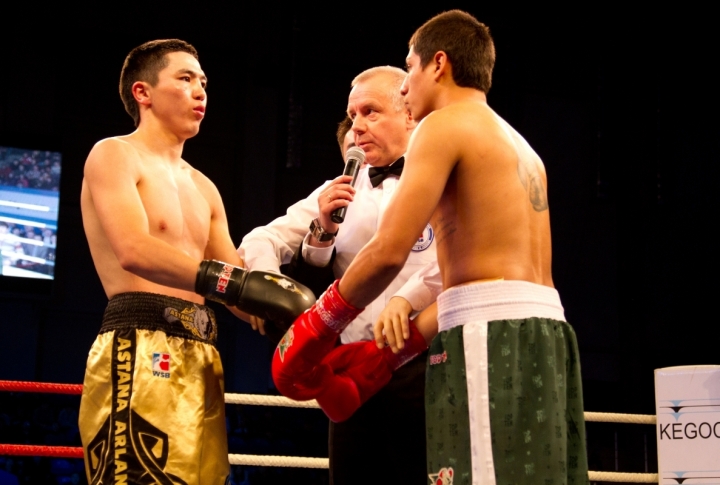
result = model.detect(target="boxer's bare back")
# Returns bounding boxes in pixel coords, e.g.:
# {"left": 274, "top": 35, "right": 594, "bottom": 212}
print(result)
{"left": 339, "top": 47, "right": 554, "bottom": 310}
{"left": 418, "top": 100, "right": 553, "bottom": 290}
{"left": 397, "top": 43, "right": 553, "bottom": 290}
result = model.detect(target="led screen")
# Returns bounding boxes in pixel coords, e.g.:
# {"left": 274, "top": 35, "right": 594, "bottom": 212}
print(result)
{"left": 0, "top": 145, "right": 61, "bottom": 280}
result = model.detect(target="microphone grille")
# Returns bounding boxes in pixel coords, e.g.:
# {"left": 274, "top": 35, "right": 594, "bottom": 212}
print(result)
{"left": 345, "top": 146, "right": 366, "bottom": 163}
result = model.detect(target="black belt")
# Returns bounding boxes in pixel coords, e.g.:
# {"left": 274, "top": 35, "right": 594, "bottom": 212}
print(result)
{"left": 100, "top": 291, "right": 218, "bottom": 346}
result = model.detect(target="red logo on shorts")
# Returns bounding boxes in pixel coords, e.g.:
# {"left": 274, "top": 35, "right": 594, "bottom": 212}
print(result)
{"left": 429, "top": 351, "right": 447, "bottom": 365}
{"left": 152, "top": 353, "right": 171, "bottom": 378}
{"left": 429, "top": 467, "right": 454, "bottom": 485}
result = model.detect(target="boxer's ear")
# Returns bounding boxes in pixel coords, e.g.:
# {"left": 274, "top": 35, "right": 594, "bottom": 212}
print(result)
{"left": 405, "top": 109, "right": 416, "bottom": 130}
{"left": 432, "top": 51, "right": 450, "bottom": 83}
{"left": 132, "top": 81, "right": 152, "bottom": 106}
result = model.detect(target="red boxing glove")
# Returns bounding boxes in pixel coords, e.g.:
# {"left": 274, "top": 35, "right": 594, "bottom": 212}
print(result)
{"left": 315, "top": 318, "right": 428, "bottom": 423}
{"left": 272, "top": 280, "right": 363, "bottom": 401}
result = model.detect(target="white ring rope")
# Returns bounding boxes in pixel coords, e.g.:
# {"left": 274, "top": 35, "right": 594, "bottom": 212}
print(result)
{"left": 0, "top": 388, "right": 660, "bottom": 480}
{"left": 584, "top": 412, "right": 656, "bottom": 425}
{"left": 227, "top": 456, "right": 659, "bottom": 482}
{"left": 588, "top": 471, "right": 658, "bottom": 483}
{"left": 225, "top": 393, "right": 660, "bottom": 480}
{"left": 225, "top": 394, "right": 658, "bottom": 425}
{"left": 229, "top": 454, "right": 328, "bottom": 468}
{"left": 224, "top": 393, "right": 319, "bottom": 409}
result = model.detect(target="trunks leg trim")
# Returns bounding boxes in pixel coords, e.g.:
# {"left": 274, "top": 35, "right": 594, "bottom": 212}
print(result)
{"left": 463, "top": 320, "right": 496, "bottom": 485}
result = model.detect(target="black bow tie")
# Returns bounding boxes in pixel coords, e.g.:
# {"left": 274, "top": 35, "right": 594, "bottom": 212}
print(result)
{"left": 368, "top": 157, "right": 405, "bottom": 187}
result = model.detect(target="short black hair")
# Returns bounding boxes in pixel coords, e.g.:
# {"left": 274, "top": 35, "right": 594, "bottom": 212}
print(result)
{"left": 410, "top": 10, "right": 495, "bottom": 93}
{"left": 119, "top": 39, "right": 199, "bottom": 126}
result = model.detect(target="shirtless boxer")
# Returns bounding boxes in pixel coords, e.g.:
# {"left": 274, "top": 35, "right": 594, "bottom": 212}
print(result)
{"left": 273, "top": 11, "right": 589, "bottom": 484}
{"left": 79, "top": 39, "right": 313, "bottom": 485}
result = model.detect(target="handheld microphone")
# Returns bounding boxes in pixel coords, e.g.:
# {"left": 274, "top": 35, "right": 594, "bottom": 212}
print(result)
{"left": 331, "top": 146, "right": 366, "bottom": 223}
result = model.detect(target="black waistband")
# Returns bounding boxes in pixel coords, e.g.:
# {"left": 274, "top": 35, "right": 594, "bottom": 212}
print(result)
{"left": 100, "top": 292, "right": 218, "bottom": 346}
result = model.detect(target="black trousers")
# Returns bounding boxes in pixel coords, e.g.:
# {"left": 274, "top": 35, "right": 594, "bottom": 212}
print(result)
{"left": 328, "top": 350, "right": 428, "bottom": 485}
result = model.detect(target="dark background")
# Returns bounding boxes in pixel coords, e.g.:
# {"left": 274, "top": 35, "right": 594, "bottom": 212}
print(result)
{"left": 0, "top": 2, "right": 716, "bottom": 481}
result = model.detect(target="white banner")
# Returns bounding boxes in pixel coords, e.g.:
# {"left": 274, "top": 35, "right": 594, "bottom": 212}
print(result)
{"left": 655, "top": 366, "right": 720, "bottom": 484}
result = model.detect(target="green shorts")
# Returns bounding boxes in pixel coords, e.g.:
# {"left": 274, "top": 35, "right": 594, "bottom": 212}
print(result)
{"left": 426, "top": 281, "right": 588, "bottom": 485}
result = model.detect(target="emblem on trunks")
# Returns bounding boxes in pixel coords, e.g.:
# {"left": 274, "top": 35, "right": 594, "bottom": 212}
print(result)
{"left": 163, "top": 304, "right": 217, "bottom": 341}
{"left": 412, "top": 224, "right": 434, "bottom": 252}
{"left": 152, "top": 352, "right": 171, "bottom": 379}
{"left": 264, "top": 275, "right": 310, "bottom": 300}
{"left": 277, "top": 326, "right": 295, "bottom": 362}
{"left": 429, "top": 466, "right": 454, "bottom": 485}
{"left": 429, "top": 351, "right": 448, "bottom": 365}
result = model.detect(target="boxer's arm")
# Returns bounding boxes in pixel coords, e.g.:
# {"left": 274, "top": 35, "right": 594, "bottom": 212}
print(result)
{"left": 196, "top": 171, "right": 242, "bottom": 267}
{"left": 193, "top": 171, "right": 318, "bottom": 325}
{"left": 193, "top": 171, "right": 264, "bottom": 327}
{"left": 339, "top": 113, "right": 460, "bottom": 307}
{"left": 84, "top": 139, "right": 199, "bottom": 290}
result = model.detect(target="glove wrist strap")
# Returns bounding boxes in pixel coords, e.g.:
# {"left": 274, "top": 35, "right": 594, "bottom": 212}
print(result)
{"left": 383, "top": 320, "right": 428, "bottom": 370}
{"left": 311, "top": 280, "right": 363, "bottom": 335}
{"left": 195, "top": 260, "right": 246, "bottom": 305}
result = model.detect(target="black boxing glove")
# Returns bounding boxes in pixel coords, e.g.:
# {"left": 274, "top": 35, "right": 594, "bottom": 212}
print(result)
{"left": 195, "top": 260, "right": 316, "bottom": 324}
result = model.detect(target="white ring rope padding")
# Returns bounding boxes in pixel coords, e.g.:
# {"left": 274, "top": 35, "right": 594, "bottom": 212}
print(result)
{"left": 227, "top": 456, "right": 659, "bottom": 482}
{"left": 584, "top": 412, "right": 657, "bottom": 425}
{"left": 588, "top": 471, "right": 658, "bottom": 483}
{"left": 224, "top": 393, "right": 320, "bottom": 409}
{"left": 225, "top": 394, "right": 658, "bottom": 426}
{"left": 229, "top": 454, "right": 329, "bottom": 468}
{"left": 226, "top": 459, "right": 660, "bottom": 482}
{"left": 225, "top": 394, "right": 660, "bottom": 479}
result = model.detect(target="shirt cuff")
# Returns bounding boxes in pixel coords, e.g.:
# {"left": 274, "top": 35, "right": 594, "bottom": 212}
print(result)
{"left": 301, "top": 233, "right": 334, "bottom": 267}
{"left": 238, "top": 245, "right": 282, "bottom": 273}
{"left": 393, "top": 285, "right": 435, "bottom": 313}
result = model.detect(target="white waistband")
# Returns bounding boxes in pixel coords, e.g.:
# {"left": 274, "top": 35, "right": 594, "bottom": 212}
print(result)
{"left": 437, "top": 280, "right": 565, "bottom": 333}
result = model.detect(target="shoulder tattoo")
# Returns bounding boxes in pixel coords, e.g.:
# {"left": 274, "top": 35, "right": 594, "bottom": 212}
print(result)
{"left": 516, "top": 154, "right": 548, "bottom": 212}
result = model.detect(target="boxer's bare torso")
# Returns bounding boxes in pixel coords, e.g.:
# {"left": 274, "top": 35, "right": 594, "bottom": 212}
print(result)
{"left": 370, "top": 104, "right": 552, "bottom": 348}
{"left": 81, "top": 50, "right": 240, "bottom": 305}
{"left": 81, "top": 134, "right": 236, "bottom": 304}
{"left": 340, "top": 66, "right": 554, "bottom": 310}
{"left": 422, "top": 100, "right": 553, "bottom": 290}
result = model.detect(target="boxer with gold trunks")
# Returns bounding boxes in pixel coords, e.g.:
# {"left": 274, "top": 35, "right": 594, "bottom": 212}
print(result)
{"left": 79, "top": 39, "right": 313, "bottom": 484}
